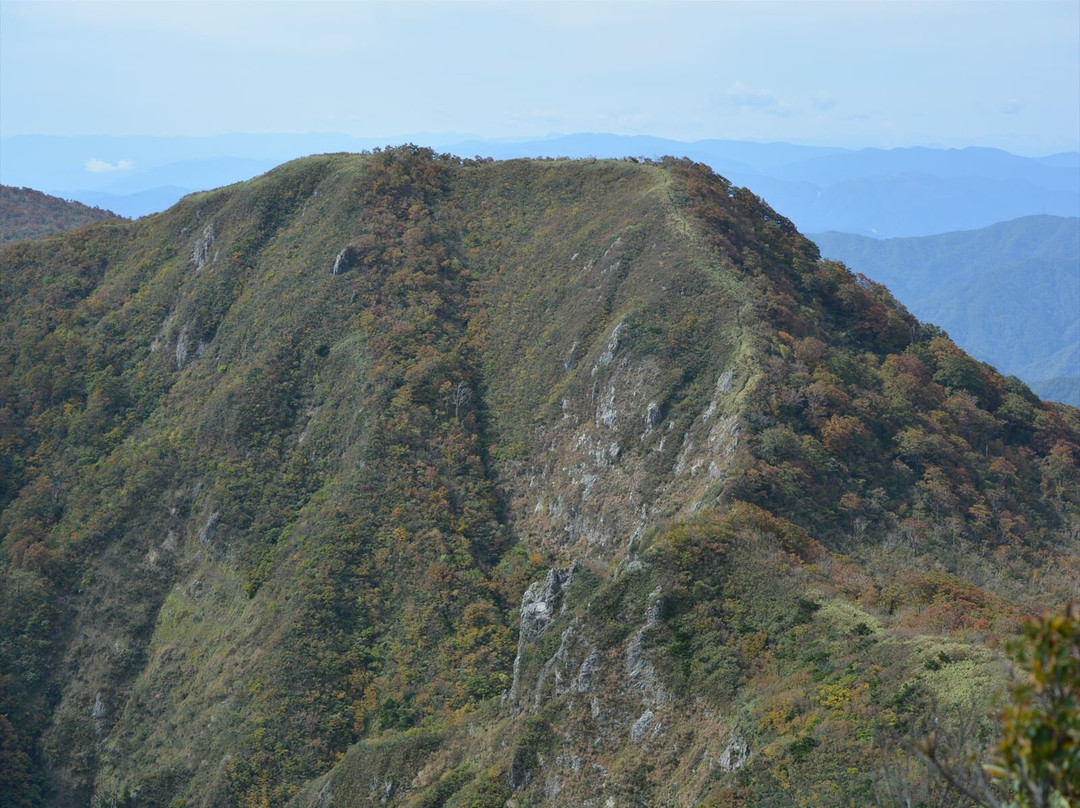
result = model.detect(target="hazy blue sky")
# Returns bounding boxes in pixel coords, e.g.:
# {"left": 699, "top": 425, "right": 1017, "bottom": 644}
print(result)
{"left": 2, "top": 1, "right": 1078, "bottom": 154}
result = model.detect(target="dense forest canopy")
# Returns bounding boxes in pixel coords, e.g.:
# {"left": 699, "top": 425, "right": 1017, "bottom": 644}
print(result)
{"left": 0, "top": 185, "right": 121, "bottom": 244}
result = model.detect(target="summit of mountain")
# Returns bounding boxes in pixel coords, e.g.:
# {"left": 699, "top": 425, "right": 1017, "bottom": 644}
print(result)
{"left": 1, "top": 148, "right": 1077, "bottom": 807}
{"left": 4, "top": 133, "right": 1076, "bottom": 233}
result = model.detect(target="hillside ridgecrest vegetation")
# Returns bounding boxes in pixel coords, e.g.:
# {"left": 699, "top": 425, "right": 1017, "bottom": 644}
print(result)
{"left": 0, "top": 185, "right": 122, "bottom": 244}
{"left": 1, "top": 147, "right": 1077, "bottom": 807}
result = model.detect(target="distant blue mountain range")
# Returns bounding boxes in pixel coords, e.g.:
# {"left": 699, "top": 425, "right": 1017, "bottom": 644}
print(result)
{"left": 812, "top": 216, "right": 1080, "bottom": 406}
{"left": 2, "top": 133, "right": 1076, "bottom": 236}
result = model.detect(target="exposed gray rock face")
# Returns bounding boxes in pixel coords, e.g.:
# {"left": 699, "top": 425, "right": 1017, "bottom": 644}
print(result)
{"left": 535, "top": 624, "right": 577, "bottom": 707}
{"left": 630, "top": 709, "right": 654, "bottom": 744}
{"left": 506, "top": 564, "right": 580, "bottom": 705}
{"left": 520, "top": 565, "right": 579, "bottom": 646}
{"left": 718, "top": 731, "right": 750, "bottom": 772}
{"left": 575, "top": 649, "right": 600, "bottom": 693}
{"left": 175, "top": 328, "right": 190, "bottom": 370}
{"left": 530, "top": 621, "right": 601, "bottom": 709}
{"left": 197, "top": 511, "right": 219, "bottom": 547}
{"left": 625, "top": 587, "right": 670, "bottom": 708}
{"left": 91, "top": 691, "right": 106, "bottom": 720}
{"left": 192, "top": 222, "right": 215, "bottom": 271}
{"left": 646, "top": 401, "right": 661, "bottom": 430}
{"left": 92, "top": 691, "right": 108, "bottom": 739}
{"left": 593, "top": 321, "right": 623, "bottom": 375}
{"left": 564, "top": 340, "right": 579, "bottom": 371}
{"left": 331, "top": 245, "right": 356, "bottom": 275}
{"left": 716, "top": 369, "right": 734, "bottom": 394}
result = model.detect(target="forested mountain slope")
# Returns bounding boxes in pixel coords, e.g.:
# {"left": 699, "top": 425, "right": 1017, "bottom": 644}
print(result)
{"left": 2, "top": 149, "right": 1078, "bottom": 808}
{"left": 812, "top": 216, "right": 1080, "bottom": 405}
{"left": 0, "top": 185, "right": 121, "bottom": 243}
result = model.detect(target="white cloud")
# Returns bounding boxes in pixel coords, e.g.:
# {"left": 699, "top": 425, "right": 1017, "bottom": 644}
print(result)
{"left": 1002, "top": 98, "right": 1024, "bottom": 115}
{"left": 724, "top": 82, "right": 783, "bottom": 111}
{"left": 85, "top": 157, "right": 134, "bottom": 172}
{"left": 720, "top": 82, "right": 804, "bottom": 118}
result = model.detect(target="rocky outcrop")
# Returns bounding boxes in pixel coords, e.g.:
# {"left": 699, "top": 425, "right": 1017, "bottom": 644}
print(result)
{"left": 520, "top": 565, "right": 579, "bottom": 646}
{"left": 506, "top": 564, "right": 580, "bottom": 705}
{"left": 175, "top": 327, "right": 190, "bottom": 370}
{"left": 191, "top": 221, "right": 215, "bottom": 270}
{"left": 717, "top": 731, "right": 750, "bottom": 773}
{"left": 331, "top": 245, "right": 356, "bottom": 276}
{"left": 624, "top": 586, "right": 670, "bottom": 708}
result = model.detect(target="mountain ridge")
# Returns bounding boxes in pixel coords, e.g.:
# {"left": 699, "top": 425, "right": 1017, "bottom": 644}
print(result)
{"left": 2, "top": 149, "right": 1077, "bottom": 807}
{"left": 4, "top": 133, "right": 1076, "bottom": 232}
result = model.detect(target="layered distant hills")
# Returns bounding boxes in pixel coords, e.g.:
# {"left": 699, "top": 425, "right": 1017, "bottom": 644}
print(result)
{"left": 0, "top": 185, "right": 121, "bottom": 243}
{"left": 2, "top": 150, "right": 1078, "bottom": 807}
{"left": 3, "top": 133, "right": 1076, "bottom": 233}
{"left": 813, "top": 216, "right": 1080, "bottom": 406}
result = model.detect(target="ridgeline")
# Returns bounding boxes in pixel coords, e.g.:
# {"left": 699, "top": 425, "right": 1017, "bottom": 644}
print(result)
{"left": 2, "top": 147, "right": 1078, "bottom": 807}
